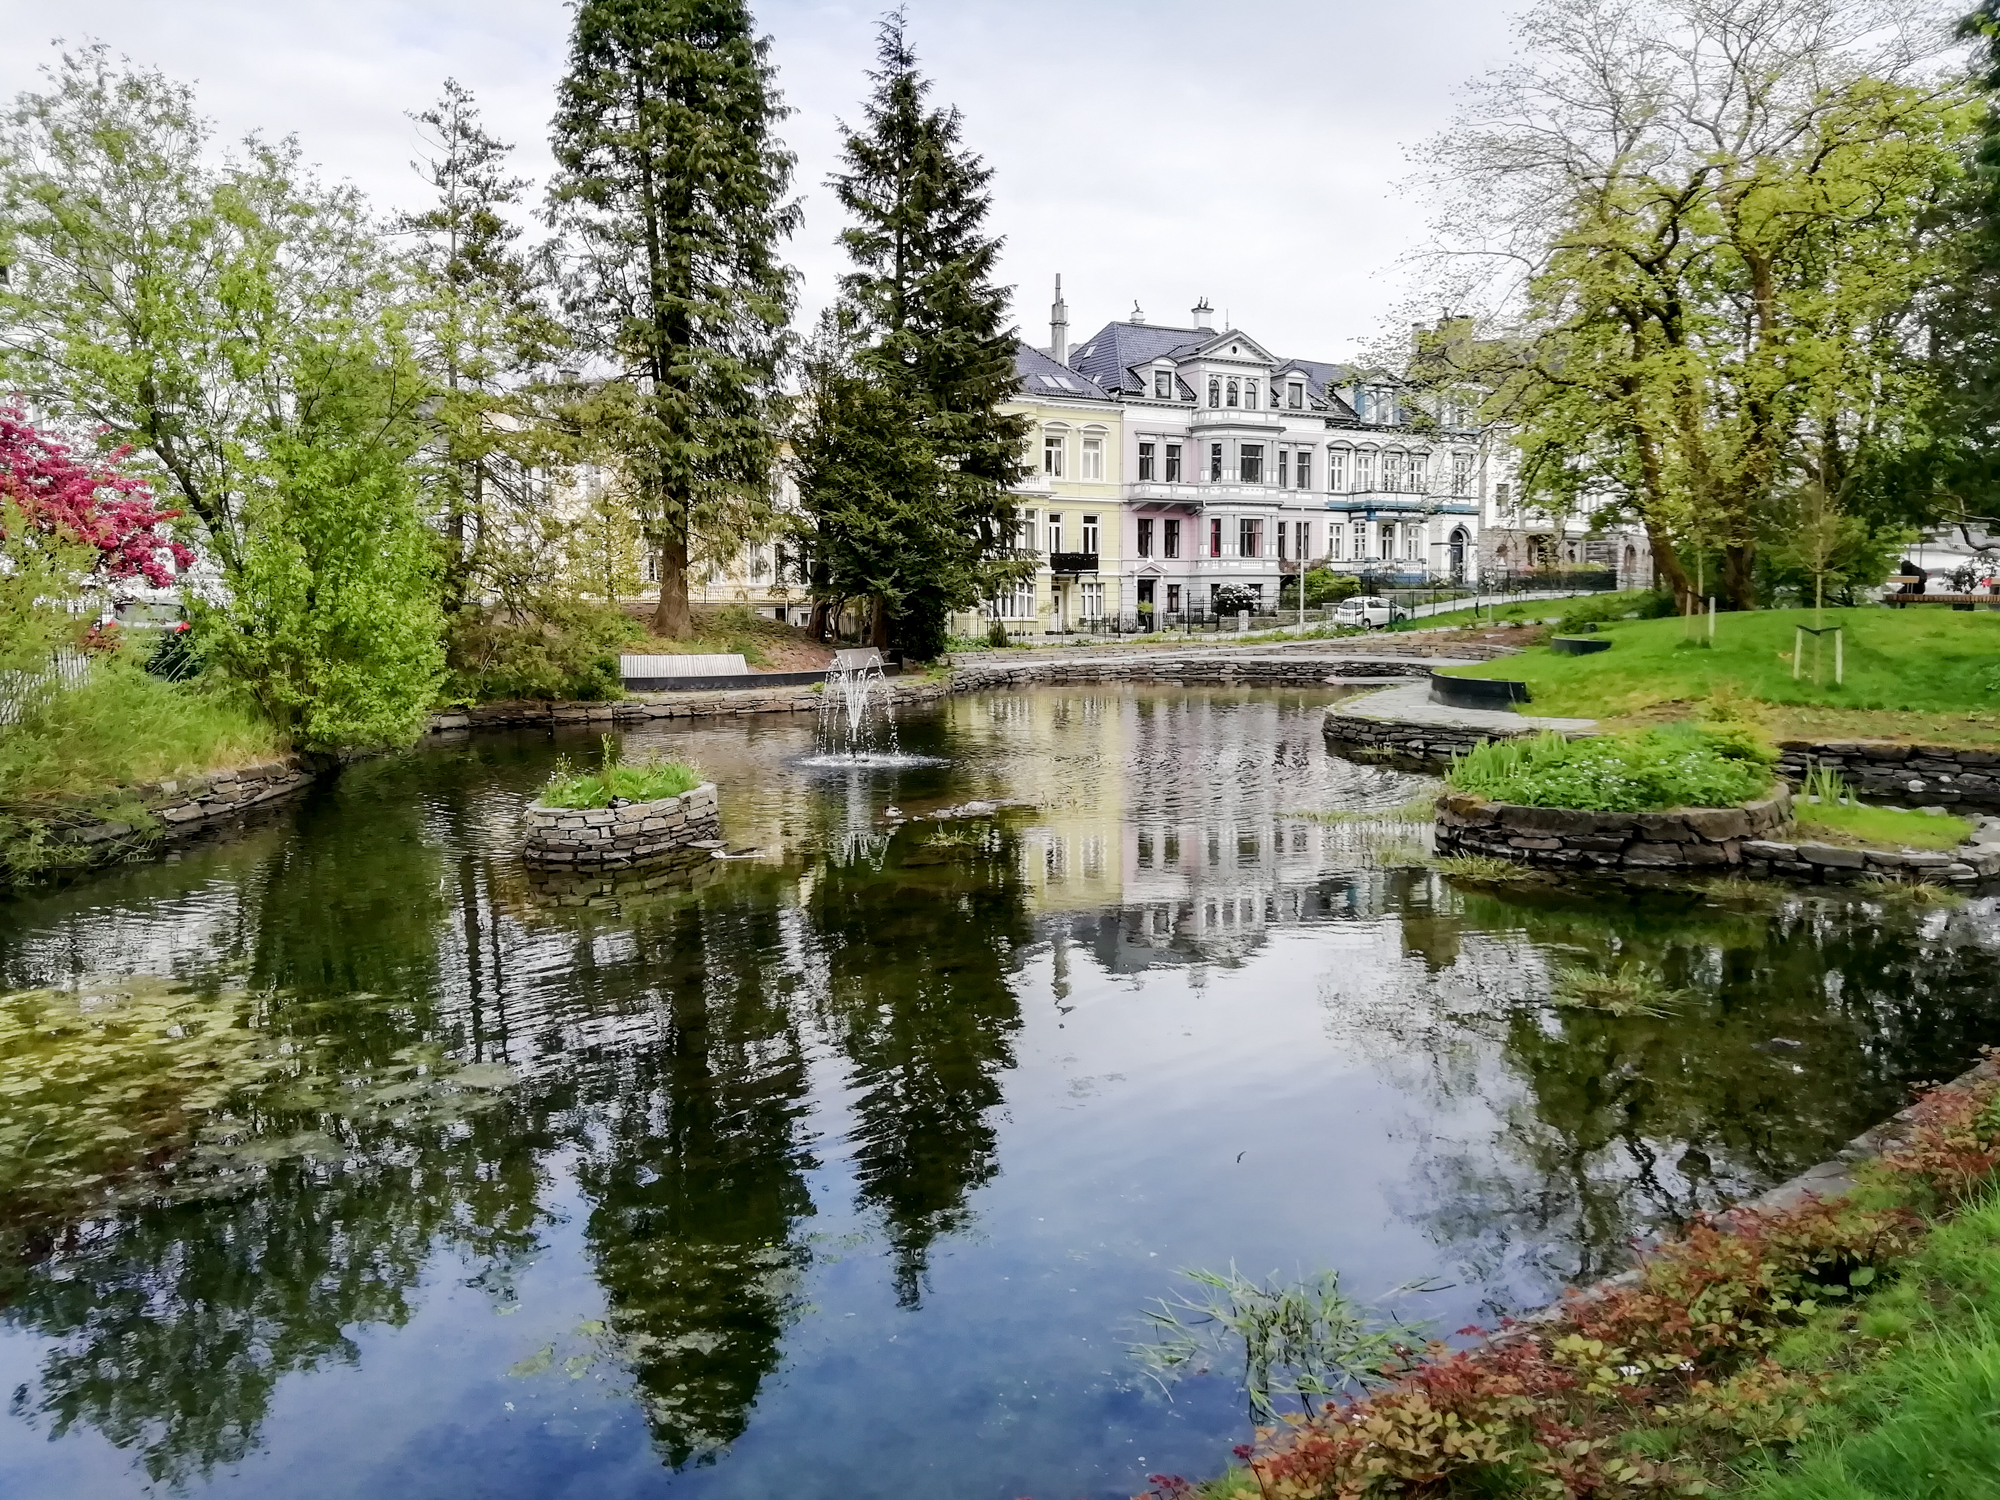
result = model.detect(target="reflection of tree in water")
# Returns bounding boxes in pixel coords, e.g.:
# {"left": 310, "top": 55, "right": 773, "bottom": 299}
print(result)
{"left": 566, "top": 879, "right": 817, "bottom": 1468}
{"left": 805, "top": 820, "right": 1033, "bottom": 1307}
{"left": 1, "top": 1099, "right": 550, "bottom": 1487}
{"left": 1390, "top": 884, "right": 2000, "bottom": 1310}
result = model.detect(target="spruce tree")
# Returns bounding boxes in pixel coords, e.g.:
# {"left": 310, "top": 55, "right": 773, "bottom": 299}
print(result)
{"left": 402, "top": 80, "right": 559, "bottom": 613}
{"left": 798, "top": 11, "right": 1028, "bottom": 657}
{"left": 549, "top": 0, "right": 797, "bottom": 638}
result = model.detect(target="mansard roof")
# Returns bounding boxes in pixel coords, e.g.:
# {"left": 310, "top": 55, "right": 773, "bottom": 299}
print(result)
{"left": 1014, "top": 341, "right": 1113, "bottom": 402}
{"left": 1066, "top": 321, "right": 1208, "bottom": 395}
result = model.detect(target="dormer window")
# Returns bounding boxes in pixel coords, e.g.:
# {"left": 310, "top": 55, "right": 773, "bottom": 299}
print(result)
{"left": 1154, "top": 368, "right": 1173, "bottom": 399}
{"left": 1288, "top": 382, "right": 1303, "bottom": 409}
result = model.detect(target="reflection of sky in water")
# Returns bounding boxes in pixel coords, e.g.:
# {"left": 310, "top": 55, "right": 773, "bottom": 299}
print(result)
{"left": 3, "top": 685, "right": 2000, "bottom": 1500}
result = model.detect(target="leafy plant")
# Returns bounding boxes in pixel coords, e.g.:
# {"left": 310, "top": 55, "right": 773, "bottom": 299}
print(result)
{"left": 1550, "top": 959, "right": 1686, "bottom": 1017}
{"left": 537, "top": 736, "right": 703, "bottom": 810}
{"left": 1448, "top": 723, "right": 1776, "bottom": 812}
{"left": 1131, "top": 1265, "right": 1415, "bottom": 1421}
{"left": 1432, "top": 853, "right": 1540, "bottom": 883}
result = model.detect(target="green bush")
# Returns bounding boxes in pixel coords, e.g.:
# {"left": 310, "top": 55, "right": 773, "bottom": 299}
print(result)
{"left": 446, "top": 599, "right": 640, "bottom": 703}
{"left": 1447, "top": 723, "right": 1776, "bottom": 812}
{"left": 1555, "top": 588, "right": 1675, "bottom": 634}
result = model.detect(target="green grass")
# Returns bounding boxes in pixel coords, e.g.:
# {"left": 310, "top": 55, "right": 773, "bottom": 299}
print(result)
{"left": 537, "top": 756, "right": 704, "bottom": 810}
{"left": 1738, "top": 1188, "right": 2000, "bottom": 1499}
{"left": 1392, "top": 587, "right": 1667, "bottom": 633}
{"left": 0, "top": 659, "right": 284, "bottom": 804}
{"left": 1447, "top": 723, "right": 1776, "bottom": 812}
{"left": 1441, "top": 607, "right": 2000, "bottom": 724}
{"left": 1797, "top": 801, "right": 1972, "bottom": 851}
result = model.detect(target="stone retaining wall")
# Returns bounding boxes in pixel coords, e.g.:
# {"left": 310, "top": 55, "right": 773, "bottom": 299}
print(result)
{"left": 1322, "top": 711, "right": 1538, "bottom": 767}
{"left": 22, "top": 756, "right": 318, "bottom": 866}
{"left": 523, "top": 782, "right": 722, "bottom": 868}
{"left": 1777, "top": 740, "right": 2000, "bottom": 810}
{"left": 950, "top": 651, "right": 1450, "bottom": 692}
{"left": 1434, "top": 788, "right": 1796, "bottom": 872}
{"left": 430, "top": 677, "right": 948, "bottom": 734}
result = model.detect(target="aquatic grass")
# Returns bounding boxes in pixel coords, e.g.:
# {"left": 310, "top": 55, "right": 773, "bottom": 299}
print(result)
{"left": 1432, "top": 853, "right": 1540, "bottom": 883}
{"left": 1130, "top": 1265, "right": 1415, "bottom": 1421}
{"left": 1447, "top": 723, "right": 1776, "bottom": 812}
{"left": 1857, "top": 876, "right": 1967, "bottom": 907}
{"left": 1307, "top": 789, "right": 1440, "bottom": 824}
{"left": 538, "top": 735, "right": 703, "bottom": 810}
{"left": 1549, "top": 960, "right": 1686, "bottom": 1017}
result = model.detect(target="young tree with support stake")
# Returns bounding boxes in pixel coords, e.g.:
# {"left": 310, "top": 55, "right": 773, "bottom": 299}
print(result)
{"left": 793, "top": 10, "right": 1030, "bottom": 659}
{"left": 549, "top": 0, "right": 798, "bottom": 640}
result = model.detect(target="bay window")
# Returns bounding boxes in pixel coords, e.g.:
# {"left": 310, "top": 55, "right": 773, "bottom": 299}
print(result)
{"left": 1209, "top": 517, "right": 1223, "bottom": 557}
{"left": 1209, "top": 442, "right": 1223, "bottom": 482}
{"left": 1240, "top": 444, "right": 1263, "bottom": 484}
{"left": 1239, "top": 518, "right": 1262, "bottom": 557}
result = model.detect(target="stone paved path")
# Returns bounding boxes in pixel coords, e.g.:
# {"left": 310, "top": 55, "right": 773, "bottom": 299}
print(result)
{"left": 1335, "top": 680, "right": 1598, "bottom": 735}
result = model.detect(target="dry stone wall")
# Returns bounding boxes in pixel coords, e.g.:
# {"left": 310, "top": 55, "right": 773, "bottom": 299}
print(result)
{"left": 1777, "top": 740, "right": 2000, "bottom": 811}
{"left": 1435, "top": 788, "right": 1796, "bottom": 873}
{"left": 26, "top": 756, "right": 317, "bottom": 866}
{"left": 523, "top": 783, "right": 722, "bottom": 869}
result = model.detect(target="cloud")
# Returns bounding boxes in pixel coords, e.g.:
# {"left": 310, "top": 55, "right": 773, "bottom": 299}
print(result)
{"left": 0, "top": 0, "right": 1524, "bottom": 359}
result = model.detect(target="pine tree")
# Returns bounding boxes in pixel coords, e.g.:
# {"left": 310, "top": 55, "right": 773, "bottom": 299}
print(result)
{"left": 797, "top": 10, "right": 1028, "bottom": 658}
{"left": 549, "top": 0, "right": 797, "bottom": 639}
{"left": 401, "top": 80, "right": 560, "bottom": 613}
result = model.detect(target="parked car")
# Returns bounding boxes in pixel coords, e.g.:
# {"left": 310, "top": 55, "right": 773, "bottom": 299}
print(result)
{"left": 1332, "top": 595, "right": 1406, "bottom": 629}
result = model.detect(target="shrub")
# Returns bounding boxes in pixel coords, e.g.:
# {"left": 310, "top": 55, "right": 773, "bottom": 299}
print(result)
{"left": 1554, "top": 589, "right": 1674, "bottom": 635}
{"left": 1213, "top": 583, "right": 1260, "bottom": 617}
{"left": 1447, "top": 724, "right": 1776, "bottom": 812}
{"left": 446, "top": 598, "right": 640, "bottom": 703}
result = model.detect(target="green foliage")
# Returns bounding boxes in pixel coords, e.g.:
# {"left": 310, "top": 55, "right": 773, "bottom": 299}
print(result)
{"left": 791, "top": 14, "right": 1030, "bottom": 659}
{"left": 1795, "top": 779, "right": 1972, "bottom": 852}
{"left": 204, "top": 344, "right": 446, "bottom": 750}
{"left": 538, "top": 738, "right": 703, "bottom": 809}
{"left": 1448, "top": 724, "right": 1775, "bottom": 812}
{"left": 1555, "top": 588, "right": 1676, "bottom": 635}
{"left": 1550, "top": 960, "right": 1686, "bottom": 1017}
{"left": 1431, "top": 852, "right": 1541, "bottom": 883}
{"left": 1131, "top": 1265, "right": 1411, "bottom": 1422}
{"left": 446, "top": 595, "right": 637, "bottom": 703}
{"left": 550, "top": 0, "right": 797, "bottom": 636}
{"left": 1212, "top": 582, "right": 1259, "bottom": 617}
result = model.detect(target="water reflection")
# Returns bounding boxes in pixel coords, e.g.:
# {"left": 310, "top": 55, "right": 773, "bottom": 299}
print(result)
{"left": 2, "top": 688, "right": 2000, "bottom": 1500}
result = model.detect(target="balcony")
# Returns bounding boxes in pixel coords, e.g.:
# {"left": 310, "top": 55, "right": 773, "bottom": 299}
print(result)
{"left": 1048, "top": 552, "right": 1099, "bottom": 575}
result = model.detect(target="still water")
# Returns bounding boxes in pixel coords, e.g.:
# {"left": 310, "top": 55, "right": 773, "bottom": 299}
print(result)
{"left": 3, "top": 685, "right": 2000, "bottom": 1500}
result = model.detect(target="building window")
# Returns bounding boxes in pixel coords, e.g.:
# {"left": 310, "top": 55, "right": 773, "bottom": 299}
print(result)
{"left": 1166, "top": 583, "right": 1182, "bottom": 614}
{"left": 1295, "top": 520, "right": 1312, "bottom": 559}
{"left": 1329, "top": 523, "right": 1345, "bottom": 561}
{"left": 1209, "top": 442, "right": 1223, "bottom": 482}
{"left": 1244, "top": 379, "right": 1258, "bottom": 409}
{"left": 1326, "top": 448, "right": 1346, "bottom": 492}
{"left": 1081, "top": 514, "right": 1099, "bottom": 554}
{"left": 1155, "top": 368, "right": 1173, "bottom": 399}
{"left": 1452, "top": 451, "right": 1473, "bottom": 496}
{"left": 1240, "top": 518, "right": 1262, "bottom": 558}
{"left": 1381, "top": 450, "right": 1403, "bottom": 493}
{"left": 1277, "top": 449, "right": 1290, "bottom": 488}
{"left": 988, "top": 581, "right": 1036, "bottom": 619}
{"left": 1043, "top": 434, "right": 1064, "bottom": 477}
{"left": 1138, "top": 441, "right": 1155, "bottom": 481}
{"left": 1019, "top": 508, "right": 1037, "bottom": 549}
{"left": 1354, "top": 450, "right": 1375, "bottom": 490}
{"left": 1405, "top": 524, "right": 1422, "bottom": 561}
{"left": 1081, "top": 436, "right": 1104, "bottom": 480}
{"left": 1240, "top": 444, "right": 1264, "bottom": 484}
{"left": 1405, "top": 452, "right": 1426, "bottom": 492}
{"left": 1165, "top": 443, "right": 1182, "bottom": 482}
{"left": 1137, "top": 518, "right": 1154, "bottom": 557}
{"left": 1288, "top": 381, "right": 1304, "bottom": 409}
{"left": 1297, "top": 450, "right": 1313, "bottom": 490}
{"left": 1207, "top": 376, "right": 1221, "bottom": 407}
{"left": 1209, "top": 517, "right": 1223, "bottom": 557}
{"left": 1164, "top": 518, "right": 1181, "bottom": 558}
{"left": 1047, "top": 512, "right": 1063, "bottom": 553}
{"left": 1277, "top": 521, "right": 1288, "bottom": 561}
{"left": 1496, "top": 481, "right": 1512, "bottom": 509}
{"left": 1226, "top": 378, "right": 1239, "bottom": 408}
{"left": 1379, "top": 521, "right": 1394, "bottom": 559}
{"left": 1080, "top": 581, "right": 1104, "bottom": 619}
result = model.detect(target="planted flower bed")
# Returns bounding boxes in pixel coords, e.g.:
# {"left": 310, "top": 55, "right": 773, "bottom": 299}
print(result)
{"left": 522, "top": 745, "right": 718, "bottom": 869}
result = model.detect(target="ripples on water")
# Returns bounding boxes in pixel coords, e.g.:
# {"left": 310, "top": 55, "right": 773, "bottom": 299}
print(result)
{"left": 2, "top": 685, "right": 1999, "bottom": 1500}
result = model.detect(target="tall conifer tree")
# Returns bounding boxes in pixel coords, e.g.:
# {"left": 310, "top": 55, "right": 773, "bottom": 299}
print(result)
{"left": 797, "top": 11, "right": 1028, "bottom": 657}
{"left": 549, "top": 0, "right": 797, "bottom": 638}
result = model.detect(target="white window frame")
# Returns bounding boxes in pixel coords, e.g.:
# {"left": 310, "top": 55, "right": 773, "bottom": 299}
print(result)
{"left": 1081, "top": 514, "right": 1100, "bottom": 554}
{"left": 1326, "top": 447, "right": 1347, "bottom": 492}
{"left": 1080, "top": 581, "right": 1104, "bottom": 619}
{"left": 1047, "top": 512, "right": 1064, "bottom": 553}
{"left": 1080, "top": 433, "right": 1105, "bottom": 481}
{"left": 1043, "top": 432, "right": 1065, "bottom": 477}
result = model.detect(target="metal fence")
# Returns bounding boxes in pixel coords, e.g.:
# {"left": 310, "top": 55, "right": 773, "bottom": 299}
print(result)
{"left": 0, "top": 649, "right": 92, "bottom": 727}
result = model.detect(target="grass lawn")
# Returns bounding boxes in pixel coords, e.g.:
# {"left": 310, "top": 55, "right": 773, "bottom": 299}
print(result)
{"left": 1390, "top": 587, "right": 1663, "bottom": 633}
{"left": 1794, "top": 801, "right": 1973, "bottom": 851}
{"left": 1442, "top": 607, "right": 2000, "bottom": 743}
{"left": 1737, "top": 1187, "right": 2000, "bottom": 1499}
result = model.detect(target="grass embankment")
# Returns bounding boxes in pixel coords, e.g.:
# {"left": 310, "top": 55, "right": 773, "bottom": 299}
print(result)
{"left": 1795, "top": 801, "right": 1972, "bottom": 851}
{"left": 1161, "top": 1065, "right": 2000, "bottom": 1500}
{"left": 1392, "top": 588, "right": 1668, "bottom": 634}
{"left": 1441, "top": 607, "right": 2000, "bottom": 745}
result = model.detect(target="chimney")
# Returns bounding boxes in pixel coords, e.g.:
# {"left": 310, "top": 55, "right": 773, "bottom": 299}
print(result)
{"left": 1192, "top": 296, "right": 1213, "bottom": 331}
{"left": 1050, "top": 274, "right": 1069, "bottom": 365}
{"left": 1130, "top": 300, "right": 1146, "bottom": 325}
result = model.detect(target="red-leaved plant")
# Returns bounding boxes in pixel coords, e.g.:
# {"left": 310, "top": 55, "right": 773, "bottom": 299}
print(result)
{"left": 0, "top": 406, "right": 190, "bottom": 589}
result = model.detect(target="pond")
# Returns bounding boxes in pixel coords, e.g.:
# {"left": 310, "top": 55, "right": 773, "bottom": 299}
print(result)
{"left": 3, "top": 684, "right": 2000, "bottom": 1500}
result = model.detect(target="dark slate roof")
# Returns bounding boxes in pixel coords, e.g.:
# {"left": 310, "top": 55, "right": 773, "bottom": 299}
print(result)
{"left": 1067, "top": 321, "right": 1209, "bottom": 395}
{"left": 1014, "top": 341, "right": 1113, "bottom": 401}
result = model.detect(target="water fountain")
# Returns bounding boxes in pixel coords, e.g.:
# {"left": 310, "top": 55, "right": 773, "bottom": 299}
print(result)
{"left": 802, "top": 647, "right": 941, "bottom": 767}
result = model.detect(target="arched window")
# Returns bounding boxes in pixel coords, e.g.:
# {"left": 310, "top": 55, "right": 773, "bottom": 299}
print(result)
{"left": 1326, "top": 446, "right": 1349, "bottom": 492}
{"left": 1226, "top": 378, "right": 1240, "bottom": 408}
{"left": 1244, "top": 379, "right": 1258, "bottom": 409}
{"left": 1381, "top": 449, "right": 1405, "bottom": 493}
{"left": 1207, "top": 376, "right": 1221, "bottom": 407}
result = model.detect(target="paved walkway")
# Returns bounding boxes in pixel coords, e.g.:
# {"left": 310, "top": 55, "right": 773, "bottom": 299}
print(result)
{"left": 1332, "top": 679, "right": 1598, "bottom": 735}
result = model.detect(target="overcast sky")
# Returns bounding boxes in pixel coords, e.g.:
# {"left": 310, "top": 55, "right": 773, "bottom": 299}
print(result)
{"left": 0, "top": 0, "right": 1528, "bottom": 362}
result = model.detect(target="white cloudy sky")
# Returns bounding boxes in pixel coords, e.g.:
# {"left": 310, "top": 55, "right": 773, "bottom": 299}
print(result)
{"left": 0, "top": 0, "right": 1528, "bottom": 362}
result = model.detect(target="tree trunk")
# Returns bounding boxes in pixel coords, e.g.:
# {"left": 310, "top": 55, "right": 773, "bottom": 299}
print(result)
{"left": 1722, "top": 542, "right": 1758, "bottom": 611}
{"left": 651, "top": 534, "right": 691, "bottom": 638}
{"left": 807, "top": 600, "right": 830, "bottom": 641}
{"left": 868, "top": 595, "right": 890, "bottom": 648}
